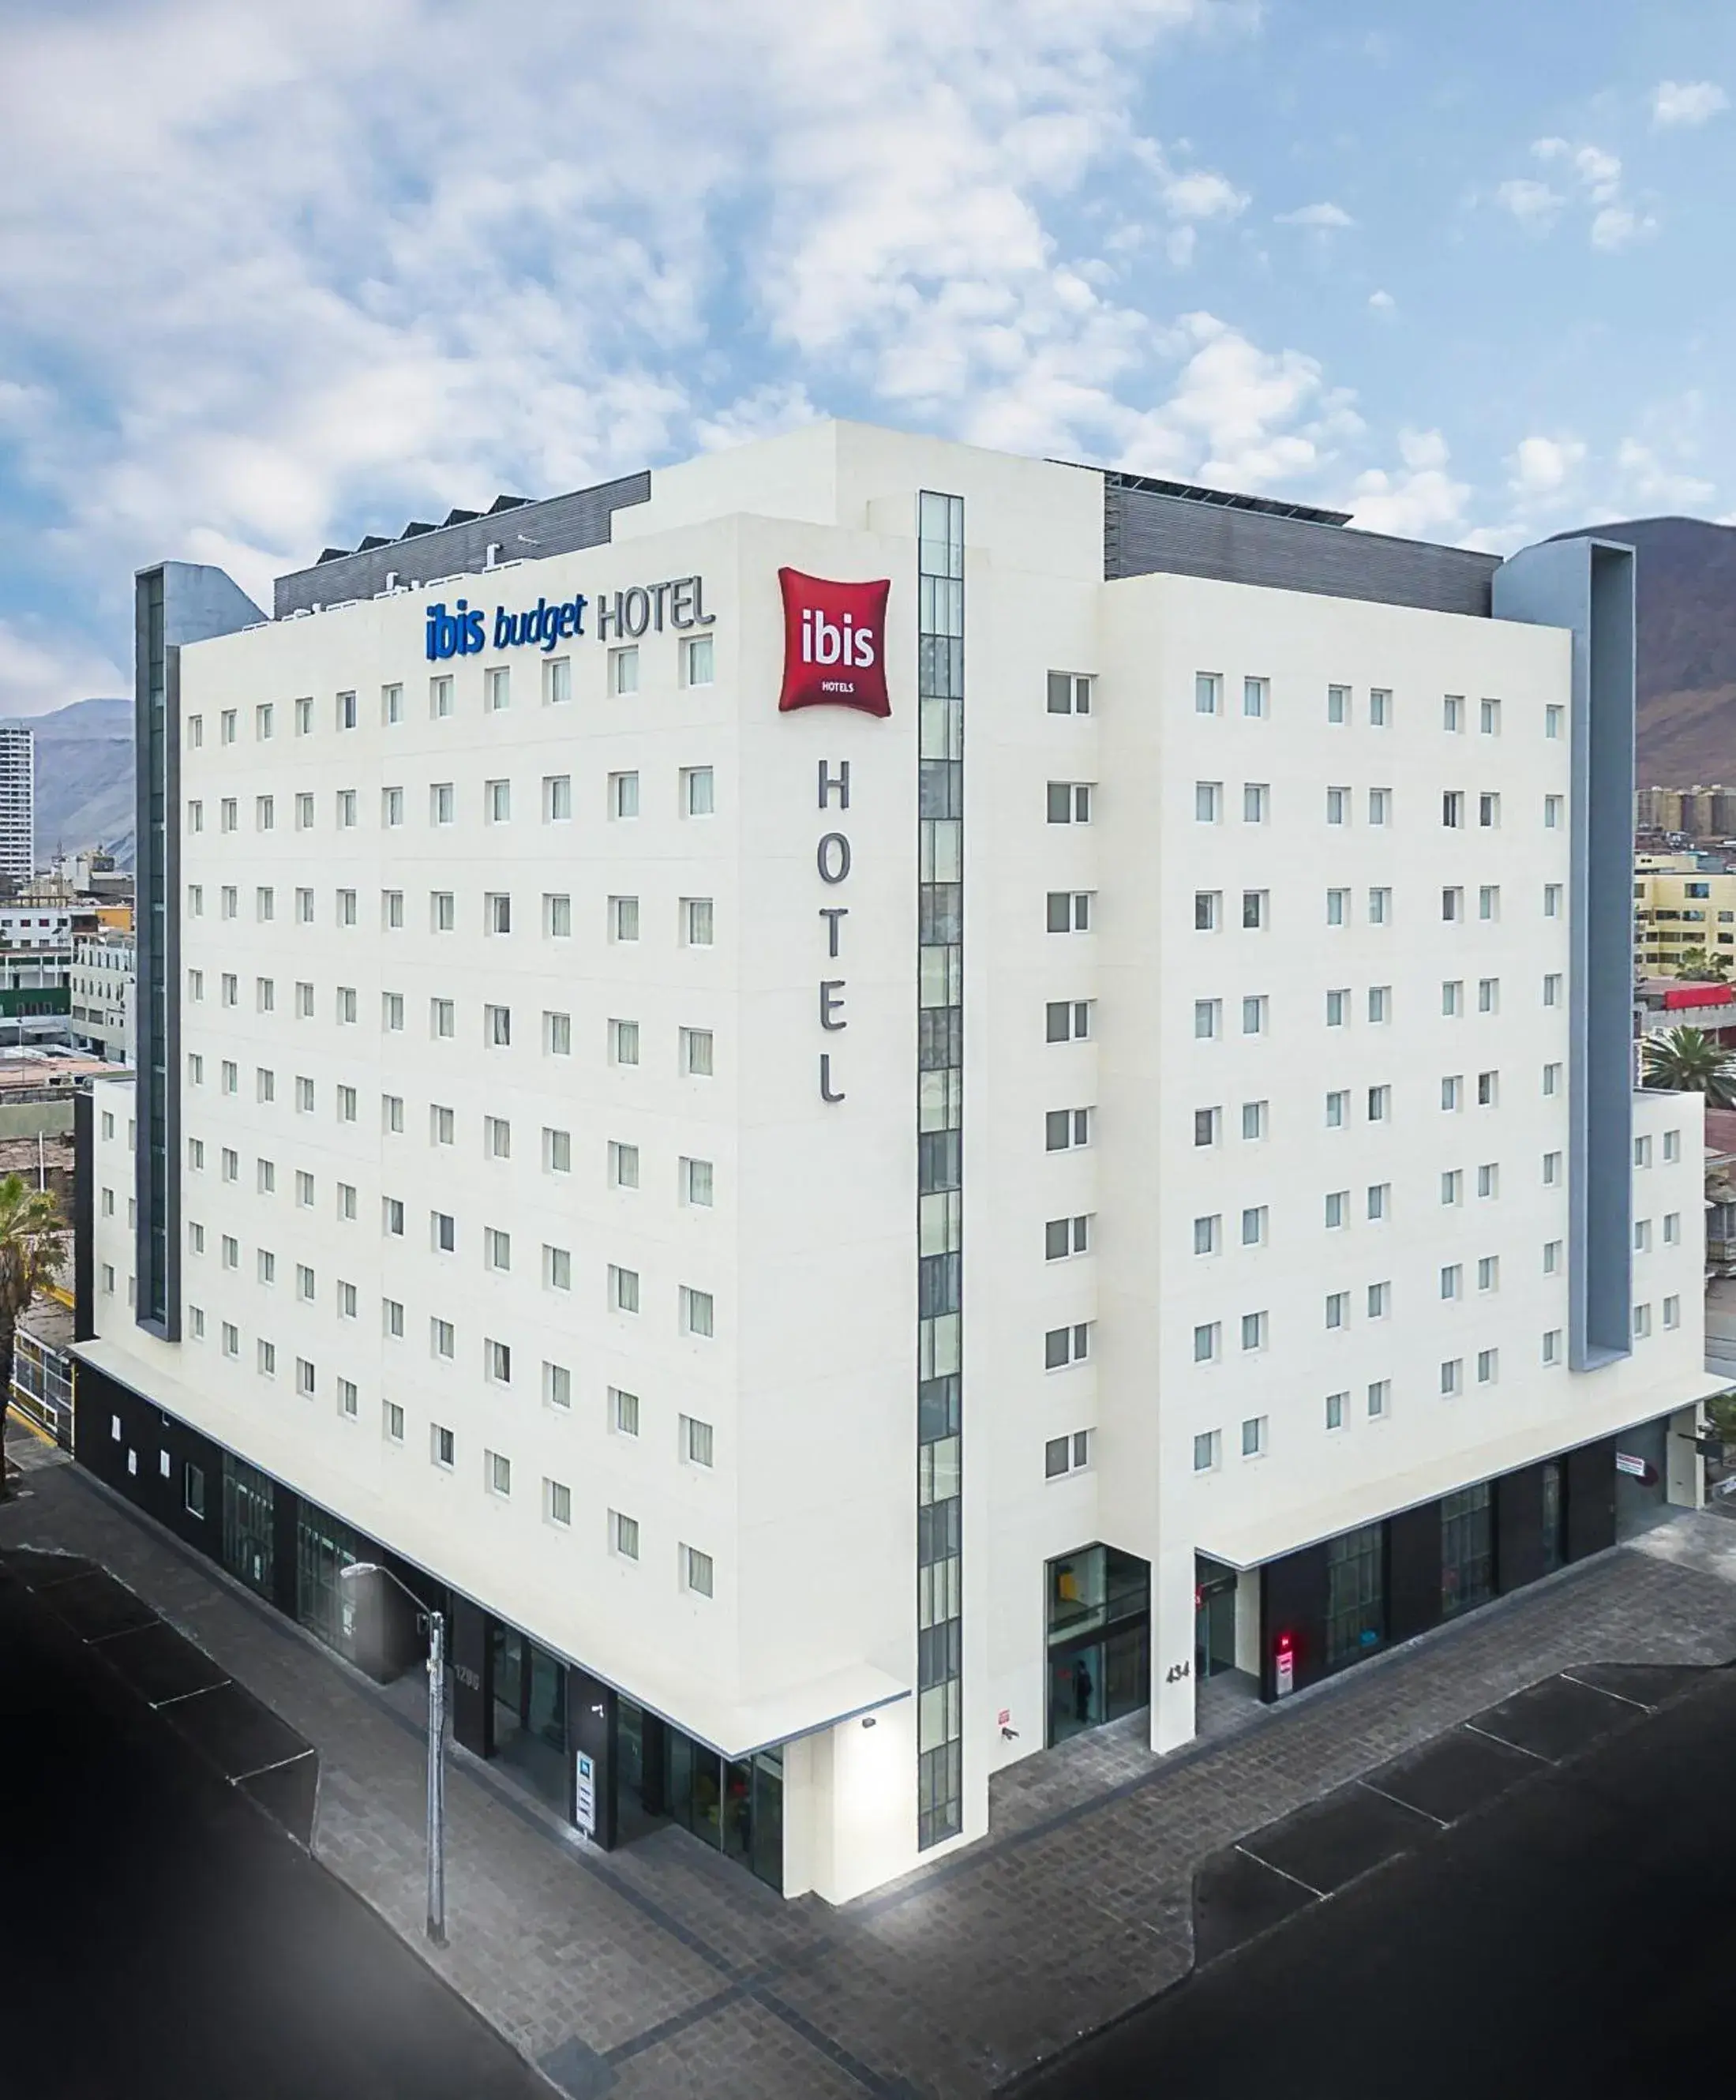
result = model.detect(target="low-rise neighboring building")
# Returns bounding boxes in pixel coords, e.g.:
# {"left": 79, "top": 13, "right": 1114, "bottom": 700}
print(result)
{"left": 69, "top": 932, "right": 133, "bottom": 1063}
{"left": 1633, "top": 856, "right": 1736, "bottom": 975}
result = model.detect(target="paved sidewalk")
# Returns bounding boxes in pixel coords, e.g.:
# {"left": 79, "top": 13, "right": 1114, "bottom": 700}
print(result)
{"left": 6, "top": 1438, "right": 1736, "bottom": 2099}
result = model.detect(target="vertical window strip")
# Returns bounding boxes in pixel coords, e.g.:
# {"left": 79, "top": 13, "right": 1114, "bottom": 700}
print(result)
{"left": 916, "top": 489, "right": 965, "bottom": 1851}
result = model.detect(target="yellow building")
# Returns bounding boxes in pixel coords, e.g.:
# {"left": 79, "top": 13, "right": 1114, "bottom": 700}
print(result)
{"left": 1634, "top": 853, "right": 1736, "bottom": 973}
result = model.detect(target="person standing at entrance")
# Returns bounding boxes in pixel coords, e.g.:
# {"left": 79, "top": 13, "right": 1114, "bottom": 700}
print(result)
{"left": 1073, "top": 1656, "right": 1093, "bottom": 1725}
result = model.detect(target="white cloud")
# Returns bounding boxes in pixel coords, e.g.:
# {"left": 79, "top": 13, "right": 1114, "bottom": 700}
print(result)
{"left": 0, "top": 619, "right": 126, "bottom": 718}
{"left": 1652, "top": 80, "right": 1728, "bottom": 129}
{"left": 1507, "top": 434, "right": 1587, "bottom": 499}
{"left": 1616, "top": 437, "right": 1715, "bottom": 511}
{"left": 1590, "top": 204, "right": 1655, "bottom": 251}
{"left": 1495, "top": 178, "right": 1564, "bottom": 231}
{"left": 1367, "top": 289, "right": 1395, "bottom": 313}
{"left": 1161, "top": 168, "right": 1249, "bottom": 222}
{"left": 1344, "top": 428, "right": 1470, "bottom": 540}
{"left": 1275, "top": 201, "right": 1355, "bottom": 228}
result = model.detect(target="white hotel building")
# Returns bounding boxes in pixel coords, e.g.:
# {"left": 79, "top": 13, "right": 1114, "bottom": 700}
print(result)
{"left": 74, "top": 420, "right": 1718, "bottom": 1902}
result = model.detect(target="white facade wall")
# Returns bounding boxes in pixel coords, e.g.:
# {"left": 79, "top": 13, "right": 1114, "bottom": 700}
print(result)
{"left": 88, "top": 419, "right": 1714, "bottom": 1903}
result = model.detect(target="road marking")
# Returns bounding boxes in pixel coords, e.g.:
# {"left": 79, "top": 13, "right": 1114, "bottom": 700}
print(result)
{"left": 231, "top": 1746, "right": 316, "bottom": 1785}
{"left": 152, "top": 1678, "right": 234, "bottom": 1710}
{"left": 1461, "top": 1720, "right": 1551, "bottom": 1761}
{"left": 1233, "top": 1842, "right": 1323, "bottom": 1897}
{"left": 1355, "top": 1776, "right": 1447, "bottom": 1826}
{"left": 1558, "top": 1670, "right": 1651, "bottom": 1711}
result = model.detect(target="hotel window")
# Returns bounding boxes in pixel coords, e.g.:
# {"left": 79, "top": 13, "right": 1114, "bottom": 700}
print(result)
{"left": 544, "top": 1011, "right": 572, "bottom": 1056}
{"left": 431, "top": 1105, "right": 455, "bottom": 1146}
{"left": 296, "top": 1358, "right": 316, "bottom": 1398}
{"left": 338, "top": 1380, "right": 358, "bottom": 1420}
{"left": 187, "top": 798, "right": 204, "bottom": 833}
{"left": 429, "top": 674, "right": 453, "bottom": 718}
{"left": 336, "top": 985, "right": 357, "bottom": 1025}
{"left": 683, "top": 898, "right": 714, "bottom": 947}
{"left": 682, "top": 634, "right": 714, "bottom": 686}
{"left": 431, "top": 1426, "right": 455, "bottom": 1469}
{"left": 1243, "top": 782, "right": 1269, "bottom": 823}
{"left": 1322, "top": 682, "right": 1348, "bottom": 725}
{"left": 1543, "top": 972, "right": 1562, "bottom": 1007}
{"left": 1479, "top": 1255, "right": 1500, "bottom": 1292}
{"left": 1046, "top": 1000, "right": 1092, "bottom": 1041}
{"left": 1368, "top": 985, "right": 1391, "bottom": 1024}
{"left": 1242, "top": 1100, "right": 1268, "bottom": 1141}
{"left": 295, "top": 1074, "right": 314, "bottom": 1112}
{"left": 610, "top": 895, "right": 639, "bottom": 943}
{"left": 257, "top": 886, "right": 276, "bottom": 922}
{"left": 1443, "top": 887, "right": 1464, "bottom": 923}
{"left": 484, "top": 1451, "right": 512, "bottom": 1498}
{"left": 294, "top": 886, "right": 313, "bottom": 924}
{"left": 336, "top": 1086, "right": 357, "bottom": 1124}
{"left": 543, "top": 774, "right": 572, "bottom": 822}
{"left": 221, "top": 709, "right": 237, "bottom": 744}
{"left": 293, "top": 696, "right": 313, "bottom": 734}
{"left": 431, "top": 782, "right": 455, "bottom": 824}
{"left": 682, "top": 1157, "right": 714, "bottom": 1208}
{"left": 187, "top": 714, "right": 203, "bottom": 748}
{"left": 609, "top": 1018, "right": 639, "bottom": 1067}
{"left": 1326, "top": 887, "right": 1348, "bottom": 927}
{"left": 256, "top": 1069, "right": 276, "bottom": 1104}
{"left": 257, "top": 1340, "right": 276, "bottom": 1378}
{"left": 383, "top": 890, "right": 403, "bottom": 930}
{"left": 1477, "top": 1162, "right": 1499, "bottom": 1199}
{"left": 609, "top": 1266, "right": 640, "bottom": 1314}
{"left": 1442, "top": 1074, "right": 1463, "bottom": 1111}
{"left": 382, "top": 682, "right": 403, "bottom": 724}
{"left": 1194, "top": 781, "right": 1222, "bottom": 824}
{"left": 1367, "top": 1281, "right": 1391, "bottom": 1318}
{"left": 1664, "top": 1294, "right": 1681, "bottom": 1329}
{"left": 1442, "top": 790, "right": 1464, "bottom": 829}
{"left": 681, "top": 1286, "right": 714, "bottom": 1338}
{"left": 1544, "top": 793, "right": 1564, "bottom": 828}
{"left": 221, "top": 797, "right": 238, "bottom": 833}
{"left": 545, "top": 1246, "right": 572, "bottom": 1292}
{"left": 611, "top": 1510, "right": 640, "bottom": 1559}
{"left": 545, "top": 1479, "right": 572, "bottom": 1528}
{"left": 486, "top": 779, "right": 511, "bottom": 823}
{"left": 431, "top": 998, "right": 454, "bottom": 1039}
{"left": 1046, "top": 1107, "right": 1093, "bottom": 1150}
{"left": 682, "top": 1546, "right": 715, "bottom": 1598}
{"left": 1194, "top": 1105, "right": 1221, "bottom": 1147}
{"left": 1543, "top": 1329, "right": 1562, "bottom": 1365}
{"left": 1543, "top": 1149, "right": 1563, "bottom": 1185}
{"left": 484, "top": 1116, "right": 511, "bottom": 1159}
{"left": 611, "top": 1387, "right": 640, "bottom": 1436}
{"left": 384, "top": 1402, "right": 404, "bottom": 1443}
{"left": 1325, "top": 1291, "right": 1350, "bottom": 1329}
{"left": 682, "top": 766, "right": 715, "bottom": 816}
{"left": 1193, "top": 1213, "right": 1220, "bottom": 1255}
{"left": 221, "top": 1060, "right": 238, "bottom": 1096}
{"left": 485, "top": 1338, "right": 511, "bottom": 1383}
{"left": 432, "top": 1211, "right": 455, "bottom": 1254}
{"left": 681, "top": 1026, "right": 714, "bottom": 1077}
{"left": 1048, "top": 891, "right": 1092, "bottom": 932}
{"left": 1443, "top": 695, "right": 1464, "bottom": 733}
{"left": 1663, "top": 1129, "right": 1681, "bottom": 1162}
{"left": 1193, "top": 1431, "right": 1220, "bottom": 1472}
{"left": 337, "top": 890, "right": 357, "bottom": 927}
{"left": 609, "top": 646, "right": 639, "bottom": 696}
{"left": 1325, "top": 1191, "right": 1348, "bottom": 1228}
{"left": 338, "top": 1183, "right": 357, "bottom": 1219}
{"left": 1325, "top": 1089, "right": 1349, "bottom": 1128}
{"left": 1327, "top": 786, "right": 1349, "bottom": 826}
{"left": 1368, "top": 787, "right": 1390, "bottom": 826}
{"left": 1048, "top": 671, "right": 1093, "bottom": 714}
{"left": 1664, "top": 1210, "right": 1681, "bottom": 1244}
{"left": 1242, "top": 1204, "right": 1267, "bottom": 1245}
{"left": 1192, "top": 1323, "right": 1220, "bottom": 1364}
{"left": 383, "top": 1197, "right": 405, "bottom": 1239}
{"left": 382, "top": 993, "right": 404, "bottom": 1033}
{"left": 545, "top": 893, "right": 572, "bottom": 938}
{"left": 543, "top": 658, "right": 572, "bottom": 705}
{"left": 484, "top": 667, "right": 509, "bottom": 712}
{"left": 544, "top": 1363, "right": 572, "bottom": 1410}
{"left": 256, "top": 793, "right": 275, "bottom": 831}
{"left": 1243, "top": 890, "right": 1267, "bottom": 930}
{"left": 1243, "top": 995, "right": 1267, "bottom": 1036}
{"left": 223, "top": 885, "right": 238, "bottom": 918}
{"left": 336, "top": 691, "right": 358, "bottom": 730}
{"left": 1479, "top": 793, "right": 1500, "bottom": 828}
{"left": 1194, "top": 891, "right": 1220, "bottom": 931}
{"left": 1194, "top": 999, "right": 1220, "bottom": 1041}
{"left": 484, "top": 892, "right": 511, "bottom": 937}
{"left": 1241, "top": 1416, "right": 1267, "bottom": 1458}
{"left": 1243, "top": 676, "right": 1269, "bottom": 718}
{"left": 336, "top": 789, "right": 358, "bottom": 829}
{"left": 1241, "top": 1311, "right": 1268, "bottom": 1353}
{"left": 381, "top": 786, "right": 403, "bottom": 828}
{"left": 1478, "top": 886, "right": 1499, "bottom": 922}
{"left": 1325, "top": 988, "right": 1348, "bottom": 1028}
{"left": 1325, "top": 1391, "right": 1347, "bottom": 1431}
{"left": 1194, "top": 672, "right": 1220, "bottom": 715}
{"left": 607, "top": 1138, "right": 638, "bottom": 1188}
{"left": 1633, "top": 1303, "right": 1652, "bottom": 1340}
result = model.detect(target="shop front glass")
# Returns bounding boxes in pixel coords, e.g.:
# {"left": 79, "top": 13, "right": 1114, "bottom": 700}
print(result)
{"left": 221, "top": 1456, "right": 274, "bottom": 1599}
{"left": 1441, "top": 1485, "right": 1494, "bottom": 1618}
{"left": 490, "top": 1626, "right": 568, "bottom": 1812}
{"left": 651, "top": 1708, "right": 783, "bottom": 1892}
{"left": 1194, "top": 1557, "right": 1239, "bottom": 1679}
{"left": 1325, "top": 1524, "right": 1386, "bottom": 1667}
{"left": 1540, "top": 1459, "right": 1565, "bottom": 1573}
{"left": 294, "top": 1506, "right": 366, "bottom": 1662}
{"left": 1044, "top": 1544, "right": 1149, "bottom": 1746}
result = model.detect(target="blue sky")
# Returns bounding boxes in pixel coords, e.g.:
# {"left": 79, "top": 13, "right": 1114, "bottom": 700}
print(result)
{"left": 0, "top": 0, "right": 1732, "bottom": 712}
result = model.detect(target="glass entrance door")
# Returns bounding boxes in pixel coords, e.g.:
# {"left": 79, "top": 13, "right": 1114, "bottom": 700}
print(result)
{"left": 1194, "top": 1558, "right": 1239, "bottom": 1679}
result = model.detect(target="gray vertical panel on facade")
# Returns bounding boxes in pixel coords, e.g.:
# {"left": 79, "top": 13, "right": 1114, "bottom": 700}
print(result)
{"left": 133, "top": 562, "right": 265, "bottom": 1341}
{"left": 1491, "top": 538, "right": 1635, "bottom": 1370}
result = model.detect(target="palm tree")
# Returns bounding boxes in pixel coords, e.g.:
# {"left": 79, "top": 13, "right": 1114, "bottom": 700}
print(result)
{"left": 0, "top": 1173, "right": 66, "bottom": 1500}
{"left": 1643, "top": 1025, "right": 1736, "bottom": 1107}
{"left": 1675, "top": 947, "right": 1730, "bottom": 982}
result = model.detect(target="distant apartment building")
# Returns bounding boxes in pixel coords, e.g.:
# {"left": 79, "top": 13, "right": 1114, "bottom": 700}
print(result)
{"left": 0, "top": 726, "right": 33, "bottom": 884}
{"left": 1637, "top": 785, "right": 1736, "bottom": 840}
{"left": 1633, "top": 853, "right": 1736, "bottom": 975}
{"left": 69, "top": 932, "right": 134, "bottom": 1063}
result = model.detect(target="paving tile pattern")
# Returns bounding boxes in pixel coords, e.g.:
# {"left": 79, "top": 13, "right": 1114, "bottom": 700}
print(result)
{"left": 6, "top": 1436, "right": 1736, "bottom": 2100}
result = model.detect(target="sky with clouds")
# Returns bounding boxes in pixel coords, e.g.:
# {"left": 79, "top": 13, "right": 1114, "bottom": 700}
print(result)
{"left": 0, "top": 0, "right": 1732, "bottom": 713}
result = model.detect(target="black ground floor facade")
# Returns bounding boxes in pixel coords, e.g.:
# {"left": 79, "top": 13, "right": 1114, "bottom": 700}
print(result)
{"left": 1043, "top": 1416, "right": 1688, "bottom": 1744}
{"left": 71, "top": 1360, "right": 783, "bottom": 1892}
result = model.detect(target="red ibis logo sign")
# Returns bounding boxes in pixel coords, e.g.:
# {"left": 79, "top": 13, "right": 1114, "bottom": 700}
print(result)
{"left": 777, "top": 567, "right": 891, "bottom": 718}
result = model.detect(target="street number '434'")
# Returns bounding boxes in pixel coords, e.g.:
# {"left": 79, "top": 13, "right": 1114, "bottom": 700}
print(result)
{"left": 1164, "top": 1661, "right": 1192, "bottom": 1685}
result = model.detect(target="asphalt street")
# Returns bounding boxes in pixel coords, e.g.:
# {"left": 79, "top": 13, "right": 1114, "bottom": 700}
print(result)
{"left": 1018, "top": 1663, "right": 1736, "bottom": 2100}
{"left": 0, "top": 1560, "right": 544, "bottom": 2100}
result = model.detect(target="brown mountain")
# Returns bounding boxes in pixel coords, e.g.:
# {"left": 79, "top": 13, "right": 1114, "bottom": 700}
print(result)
{"left": 1548, "top": 516, "right": 1736, "bottom": 786}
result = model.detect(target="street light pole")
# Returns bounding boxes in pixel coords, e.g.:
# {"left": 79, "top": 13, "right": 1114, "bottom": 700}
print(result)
{"left": 340, "top": 1561, "right": 447, "bottom": 1947}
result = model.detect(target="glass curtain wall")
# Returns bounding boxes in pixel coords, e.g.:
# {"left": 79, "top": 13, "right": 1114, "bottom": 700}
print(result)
{"left": 294, "top": 1506, "right": 366, "bottom": 1661}
{"left": 1045, "top": 1546, "right": 1149, "bottom": 1746}
{"left": 1324, "top": 1524, "right": 1385, "bottom": 1667}
{"left": 221, "top": 1456, "right": 275, "bottom": 1598}
{"left": 916, "top": 490, "right": 965, "bottom": 1850}
{"left": 1441, "top": 1484, "right": 1495, "bottom": 1617}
